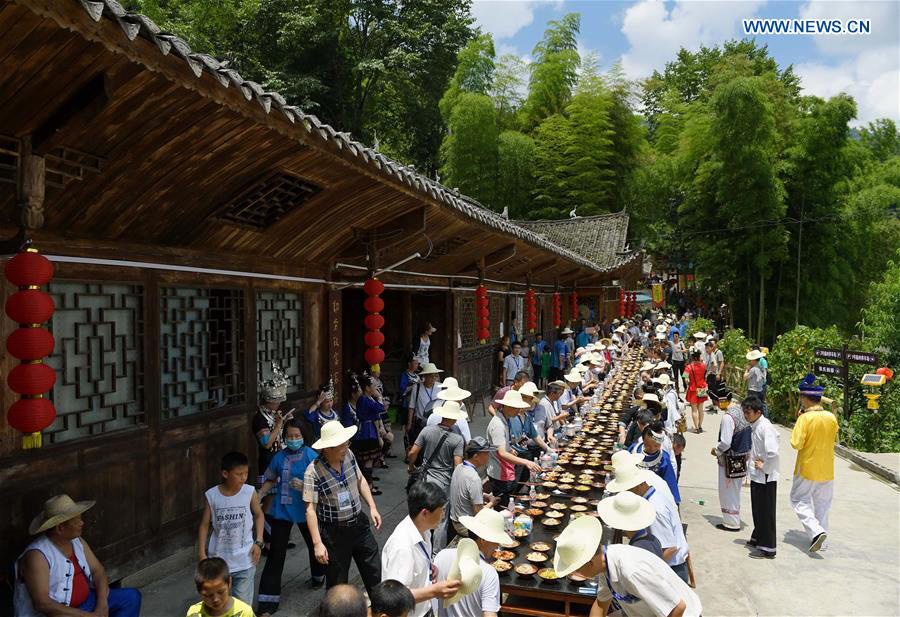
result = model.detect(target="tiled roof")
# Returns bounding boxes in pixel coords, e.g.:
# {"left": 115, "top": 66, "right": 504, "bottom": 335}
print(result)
{"left": 515, "top": 211, "right": 640, "bottom": 271}
{"left": 46, "top": 0, "right": 617, "bottom": 275}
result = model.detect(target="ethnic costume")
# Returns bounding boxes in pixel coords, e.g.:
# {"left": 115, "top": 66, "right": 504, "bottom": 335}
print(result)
{"left": 629, "top": 439, "right": 681, "bottom": 505}
{"left": 715, "top": 402, "right": 751, "bottom": 530}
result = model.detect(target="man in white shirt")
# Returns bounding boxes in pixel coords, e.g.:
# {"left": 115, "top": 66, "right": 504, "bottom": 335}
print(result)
{"left": 553, "top": 516, "right": 702, "bottom": 617}
{"left": 503, "top": 342, "right": 525, "bottom": 385}
{"left": 408, "top": 364, "right": 443, "bottom": 445}
{"left": 744, "top": 396, "right": 780, "bottom": 559}
{"left": 434, "top": 508, "right": 511, "bottom": 617}
{"left": 381, "top": 482, "right": 461, "bottom": 617}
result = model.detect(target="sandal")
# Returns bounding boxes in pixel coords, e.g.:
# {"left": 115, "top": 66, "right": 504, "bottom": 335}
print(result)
{"left": 371, "top": 487, "right": 383, "bottom": 496}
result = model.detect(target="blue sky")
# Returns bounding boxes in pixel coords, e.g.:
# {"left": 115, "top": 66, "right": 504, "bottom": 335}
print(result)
{"left": 471, "top": 0, "right": 899, "bottom": 125}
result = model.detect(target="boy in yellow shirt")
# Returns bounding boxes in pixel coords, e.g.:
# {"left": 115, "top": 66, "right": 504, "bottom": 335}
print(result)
{"left": 790, "top": 374, "right": 839, "bottom": 554}
{"left": 186, "top": 558, "right": 255, "bottom": 617}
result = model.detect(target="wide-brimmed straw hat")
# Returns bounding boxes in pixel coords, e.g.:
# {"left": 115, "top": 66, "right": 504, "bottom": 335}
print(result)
{"left": 589, "top": 353, "right": 605, "bottom": 365}
{"left": 693, "top": 331, "right": 707, "bottom": 339}
{"left": 553, "top": 515, "right": 604, "bottom": 577}
{"left": 496, "top": 389, "right": 531, "bottom": 409}
{"left": 746, "top": 350, "right": 764, "bottom": 361}
{"left": 561, "top": 327, "right": 574, "bottom": 335}
{"left": 30, "top": 495, "right": 96, "bottom": 535}
{"left": 459, "top": 507, "right": 512, "bottom": 545}
{"left": 446, "top": 538, "right": 484, "bottom": 606}
{"left": 596, "top": 491, "right": 656, "bottom": 532}
{"left": 563, "top": 370, "right": 583, "bottom": 383}
{"left": 611, "top": 450, "right": 644, "bottom": 469}
{"left": 640, "top": 361, "right": 655, "bottom": 372}
{"left": 655, "top": 325, "right": 667, "bottom": 334}
{"left": 653, "top": 374, "right": 672, "bottom": 386}
{"left": 615, "top": 325, "right": 627, "bottom": 333}
{"left": 419, "top": 363, "right": 444, "bottom": 375}
{"left": 655, "top": 361, "right": 672, "bottom": 370}
{"left": 641, "top": 392, "right": 660, "bottom": 405}
{"left": 312, "top": 420, "right": 358, "bottom": 449}
{"left": 438, "top": 378, "right": 472, "bottom": 401}
{"left": 434, "top": 400, "right": 468, "bottom": 420}
{"left": 519, "top": 381, "right": 544, "bottom": 398}
{"left": 606, "top": 460, "right": 653, "bottom": 493}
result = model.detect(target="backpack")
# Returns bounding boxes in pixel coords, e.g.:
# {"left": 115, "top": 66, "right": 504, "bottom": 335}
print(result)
{"left": 730, "top": 425, "right": 752, "bottom": 454}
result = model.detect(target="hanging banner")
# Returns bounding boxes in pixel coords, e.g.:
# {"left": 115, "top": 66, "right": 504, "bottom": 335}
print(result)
{"left": 651, "top": 283, "right": 665, "bottom": 308}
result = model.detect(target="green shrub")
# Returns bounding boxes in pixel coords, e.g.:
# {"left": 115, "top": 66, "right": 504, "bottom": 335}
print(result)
{"left": 843, "top": 385, "right": 900, "bottom": 452}
{"left": 685, "top": 317, "right": 714, "bottom": 341}
{"left": 861, "top": 248, "right": 900, "bottom": 368}
{"left": 719, "top": 328, "right": 752, "bottom": 367}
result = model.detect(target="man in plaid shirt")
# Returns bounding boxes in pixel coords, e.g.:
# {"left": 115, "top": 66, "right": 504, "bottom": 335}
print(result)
{"left": 304, "top": 421, "right": 382, "bottom": 594}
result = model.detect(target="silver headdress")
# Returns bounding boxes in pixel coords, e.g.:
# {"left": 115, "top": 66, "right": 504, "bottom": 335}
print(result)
{"left": 261, "top": 362, "right": 288, "bottom": 403}
{"left": 323, "top": 379, "right": 335, "bottom": 401}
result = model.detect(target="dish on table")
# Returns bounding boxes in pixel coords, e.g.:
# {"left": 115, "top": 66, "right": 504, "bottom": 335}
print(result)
{"left": 538, "top": 568, "right": 560, "bottom": 581}
{"left": 500, "top": 539, "right": 521, "bottom": 549}
{"left": 549, "top": 502, "right": 568, "bottom": 510}
{"left": 545, "top": 510, "right": 564, "bottom": 519}
{"left": 531, "top": 501, "right": 548, "bottom": 508}
{"left": 515, "top": 563, "right": 538, "bottom": 576}
{"left": 535, "top": 493, "right": 551, "bottom": 500}
{"left": 541, "top": 518, "right": 561, "bottom": 527}
{"left": 526, "top": 551, "right": 548, "bottom": 563}
{"left": 572, "top": 496, "right": 589, "bottom": 504}
{"left": 570, "top": 505, "right": 588, "bottom": 512}
{"left": 525, "top": 508, "right": 545, "bottom": 517}
{"left": 530, "top": 542, "right": 551, "bottom": 552}
{"left": 512, "top": 528, "right": 530, "bottom": 538}
{"left": 568, "top": 572, "right": 589, "bottom": 582}
{"left": 493, "top": 549, "right": 516, "bottom": 561}
{"left": 492, "top": 560, "right": 512, "bottom": 572}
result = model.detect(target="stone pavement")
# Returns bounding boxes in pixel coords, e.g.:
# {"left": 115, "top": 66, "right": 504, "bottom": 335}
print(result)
{"left": 137, "top": 402, "right": 900, "bottom": 616}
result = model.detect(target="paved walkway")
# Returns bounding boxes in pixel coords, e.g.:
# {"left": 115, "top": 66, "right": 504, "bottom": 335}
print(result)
{"left": 139, "top": 403, "right": 900, "bottom": 616}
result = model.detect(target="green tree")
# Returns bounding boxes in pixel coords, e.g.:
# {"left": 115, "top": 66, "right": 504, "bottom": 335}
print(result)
{"left": 492, "top": 54, "right": 528, "bottom": 131}
{"left": 496, "top": 131, "right": 536, "bottom": 218}
{"left": 861, "top": 248, "right": 900, "bottom": 367}
{"left": 439, "top": 33, "right": 496, "bottom": 119}
{"left": 858, "top": 118, "right": 900, "bottom": 162}
{"left": 439, "top": 92, "right": 498, "bottom": 207}
{"left": 523, "top": 13, "right": 580, "bottom": 128}
{"left": 530, "top": 113, "right": 574, "bottom": 218}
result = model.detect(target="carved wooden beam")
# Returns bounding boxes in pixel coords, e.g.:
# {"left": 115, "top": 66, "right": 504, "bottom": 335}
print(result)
{"left": 334, "top": 206, "right": 426, "bottom": 261}
{"left": 17, "top": 138, "right": 45, "bottom": 230}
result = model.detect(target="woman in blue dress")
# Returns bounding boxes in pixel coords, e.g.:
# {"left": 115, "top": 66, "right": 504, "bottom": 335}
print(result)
{"left": 305, "top": 381, "right": 339, "bottom": 440}
{"left": 342, "top": 373, "right": 386, "bottom": 496}
{"left": 629, "top": 421, "right": 681, "bottom": 505}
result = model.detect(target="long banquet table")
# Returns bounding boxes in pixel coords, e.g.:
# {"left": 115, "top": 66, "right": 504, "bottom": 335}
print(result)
{"left": 494, "top": 350, "right": 642, "bottom": 617}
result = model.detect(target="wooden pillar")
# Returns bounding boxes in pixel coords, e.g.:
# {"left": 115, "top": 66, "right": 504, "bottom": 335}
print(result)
{"left": 449, "top": 291, "right": 459, "bottom": 376}
{"left": 18, "top": 137, "right": 45, "bottom": 230}
{"left": 328, "top": 289, "right": 342, "bottom": 398}
{"left": 401, "top": 291, "right": 412, "bottom": 360}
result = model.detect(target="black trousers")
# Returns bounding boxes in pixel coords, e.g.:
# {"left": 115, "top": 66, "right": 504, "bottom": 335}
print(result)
{"left": 672, "top": 360, "right": 686, "bottom": 392}
{"left": 750, "top": 480, "right": 777, "bottom": 553}
{"left": 257, "top": 517, "right": 326, "bottom": 613}
{"left": 318, "top": 514, "right": 381, "bottom": 594}
{"left": 489, "top": 477, "right": 518, "bottom": 509}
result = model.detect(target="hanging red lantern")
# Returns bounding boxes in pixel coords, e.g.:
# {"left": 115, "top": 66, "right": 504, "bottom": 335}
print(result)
{"left": 363, "top": 277, "right": 385, "bottom": 372}
{"left": 553, "top": 292, "right": 561, "bottom": 329}
{"left": 570, "top": 291, "right": 578, "bottom": 321}
{"left": 4, "top": 247, "right": 56, "bottom": 449}
{"left": 6, "top": 327, "right": 55, "bottom": 360}
{"left": 475, "top": 285, "right": 490, "bottom": 344}
{"left": 525, "top": 288, "right": 537, "bottom": 333}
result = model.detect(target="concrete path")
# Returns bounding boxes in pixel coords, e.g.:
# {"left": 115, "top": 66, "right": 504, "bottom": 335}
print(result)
{"left": 138, "top": 403, "right": 900, "bottom": 616}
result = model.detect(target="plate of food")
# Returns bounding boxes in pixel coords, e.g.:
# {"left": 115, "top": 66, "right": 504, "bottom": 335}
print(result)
{"left": 541, "top": 518, "right": 561, "bottom": 527}
{"left": 538, "top": 568, "right": 560, "bottom": 582}
{"left": 570, "top": 504, "right": 588, "bottom": 512}
{"left": 531, "top": 501, "right": 548, "bottom": 508}
{"left": 572, "top": 496, "right": 589, "bottom": 504}
{"left": 535, "top": 493, "right": 551, "bottom": 500}
{"left": 530, "top": 542, "right": 551, "bottom": 552}
{"left": 549, "top": 502, "right": 568, "bottom": 510}
{"left": 500, "top": 539, "right": 521, "bottom": 549}
{"left": 525, "top": 508, "right": 544, "bottom": 517}
{"left": 575, "top": 484, "right": 592, "bottom": 492}
{"left": 545, "top": 510, "right": 565, "bottom": 519}
{"left": 568, "top": 572, "right": 589, "bottom": 583}
{"left": 515, "top": 563, "right": 538, "bottom": 577}
{"left": 493, "top": 549, "right": 516, "bottom": 561}
{"left": 492, "top": 560, "right": 512, "bottom": 574}
{"left": 526, "top": 551, "right": 548, "bottom": 563}
{"left": 512, "top": 528, "right": 530, "bottom": 538}
{"left": 541, "top": 481, "right": 558, "bottom": 489}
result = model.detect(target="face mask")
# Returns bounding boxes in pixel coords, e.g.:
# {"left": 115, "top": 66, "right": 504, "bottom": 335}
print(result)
{"left": 285, "top": 439, "right": 304, "bottom": 451}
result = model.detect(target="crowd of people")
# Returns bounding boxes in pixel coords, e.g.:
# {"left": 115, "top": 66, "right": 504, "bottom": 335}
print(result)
{"left": 11, "top": 308, "right": 841, "bottom": 617}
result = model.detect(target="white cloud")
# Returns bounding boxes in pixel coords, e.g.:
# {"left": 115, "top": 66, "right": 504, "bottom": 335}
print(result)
{"left": 798, "top": 1, "right": 898, "bottom": 55}
{"left": 471, "top": 0, "right": 563, "bottom": 41}
{"left": 618, "top": 0, "right": 767, "bottom": 78}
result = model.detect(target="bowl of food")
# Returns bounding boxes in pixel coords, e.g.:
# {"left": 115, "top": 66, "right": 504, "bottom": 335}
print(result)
{"left": 526, "top": 551, "right": 548, "bottom": 563}
{"left": 500, "top": 539, "right": 521, "bottom": 549}
{"left": 572, "top": 496, "right": 589, "bottom": 504}
{"left": 525, "top": 508, "right": 544, "bottom": 518}
{"left": 515, "top": 563, "right": 538, "bottom": 577}
{"left": 535, "top": 493, "right": 552, "bottom": 500}
{"left": 538, "top": 568, "right": 560, "bottom": 583}
{"left": 575, "top": 484, "right": 592, "bottom": 493}
{"left": 557, "top": 483, "right": 574, "bottom": 493}
{"left": 493, "top": 549, "right": 516, "bottom": 561}
{"left": 568, "top": 572, "right": 589, "bottom": 584}
{"left": 492, "top": 560, "right": 512, "bottom": 575}
{"left": 512, "top": 528, "right": 530, "bottom": 538}
{"left": 570, "top": 504, "right": 588, "bottom": 512}
{"left": 541, "top": 517, "right": 562, "bottom": 527}
{"left": 549, "top": 502, "right": 568, "bottom": 511}
{"left": 530, "top": 542, "right": 551, "bottom": 552}
{"left": 545, "top": 510, "right": 565, "bottom": 519}
{"left": 541, "top": 481, "right": 558, "bottom": 490}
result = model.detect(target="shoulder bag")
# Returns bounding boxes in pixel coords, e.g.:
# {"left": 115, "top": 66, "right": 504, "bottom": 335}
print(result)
{"left": 406, "top": 431, "right": 449, "bottom": 492}
{"left": 724, "top": 424, "right": 751, "bottom": 478}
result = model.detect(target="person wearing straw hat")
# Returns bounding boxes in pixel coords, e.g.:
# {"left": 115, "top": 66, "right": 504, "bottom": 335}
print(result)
{"left": 14, "top": 495, "right": 142, "bottom": 617}
{"left": 743, "top": 349, "right": 768, "bottom": 417}
{"left": 509, "top": 381, "right": 553, "bottom": 489}
{"left": 486, "top": 389, "right": 542, "bottom": 507}
{"left": 690, "top": 332, "right": 707, "bottom": 363}
{"left": 705, "top": 339, "right": 725, "bottom": 406}
{"left": 433, "top": 508, "right": 512, "bottom": 617}
{"left": 408, "top": 402, "right": 467, "bottom": 550}
{"left": 597, "top": 491, "right": 663, "bottom": 560}
{"left": 606, "top": 456, "right": 691, "bottom": 584}
{"left": 628, "top": 421, "right": 680, "bottom": 505}
{"left": 487, "top": 371, "right": 528, "bottom": 418}
{"left": 789, "top": 374, "right": 839, "bottom": 554}
{"left": 303, "top": 421, "right": 382, "bottom": 593}
{"left": 553, "top": 516, "right": 701, "bottom": 617}
{"left": 429, "top": 378, "right": 472, "bottom": 442}
{"left": 381, "top": 482, "right": 462, "bottom": 617}
{"left": 408, "top": 363, "right": 444, "bottom": 452}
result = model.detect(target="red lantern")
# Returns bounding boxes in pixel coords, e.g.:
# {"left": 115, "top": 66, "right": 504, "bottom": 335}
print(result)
{"left": 4, "top": 251, "right": 53, "bottom": 287}
{"left": 553, "top": 292, "right": 561, "bottom": 329}
{"left": 525, "top": 288, "right": 537, "bottom": 333}
{"left": 7, "top": 327, "right": 55, "bottom": 360}
{"left": 364, "top": 346, "right": 385, "bottom": 366}
{"left": 475, "top": 286, "right": 488, "bottom": 299}
{"left": 8, "top": 363, "right": 56, "bottom": 395}
{"left": 477, "top": 306, "right": 489, "bottom": 319}
{"left": 363, "top": 278, "right": 385, "bottom": 371}
{"left": 6, "top": 290, "right": 55, "bottom": 324}
{"left": 476, "top": 285, "right": 489, "bottom": 343}
{"left": 7, "top": 398, "right": 56, "bottom": 434}
{"left": 364, "top": 313, "right": 385, "bottom": 331}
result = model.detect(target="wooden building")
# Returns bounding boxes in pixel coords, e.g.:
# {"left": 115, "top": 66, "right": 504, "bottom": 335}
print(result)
{"left": 0, "top": 0, "right": 642, "bottom": 579}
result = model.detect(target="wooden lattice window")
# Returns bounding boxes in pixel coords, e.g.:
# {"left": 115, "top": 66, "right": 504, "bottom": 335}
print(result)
{"left": 459, "top": 293, "right": 475, "bottom": 350}
{"left": 160, "top": 287, "right": 246, "bottom": 419}
{"left": 44, "top": 282, "right": 145, "bottom": 444}
{"left": 257, "top": 290, "right": 304, "bottom": 395}
{"left": 44, "top": 146, "right": 104, "bottom": 189}
{"left": 218, "top": 171, "right": 321, "bottom": 230}
{"left": 490, "top": 294, "right": 503, "bottom": 342}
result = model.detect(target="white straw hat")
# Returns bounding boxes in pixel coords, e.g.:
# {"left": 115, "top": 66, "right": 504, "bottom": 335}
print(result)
{"left": 655, "top": 361, "right": 672, "bottom": 370}
{"left": 640, "top": 361, "right": 655, "bottom": 372}
{"left": 693, "top": 331, "right": 707, "bottom": 339}
{"left": 419, "top": 363, "right": 444, "bottom": 375}
{"left": 746, "top": 350, "right": 764, "bottom": 361}
{"left": 434, "top": 400, "right": 468, "bottom": 420}
{"left": 495, "top": 389, "right": 531, "bottom": 409}
{"left": 439, "top": 377, "right": 459, "bottom": 389}
{"left": 459, "top": 507, "right": 512, "bottom": 545}
{"left": 655, "top": 325, "right": 667, "bottom": 334}
{"left": 611, "top": 450, "right": 644, "bottom": 469}
{"left": 445, "top": 538, "right": 484, "bottom": 606}
{"left": 552, "top": 515, "right": 604, "bottom": 577}
{"left": 29, "top": 495, "right": 95, "bottom": 535}
{"left": 311, "top": 420, "right": 358, "bottom": 449}
{"left": 589, "top": 353, "right": 605, "bottom": 365}
{"left": 641, "top": 393, "right": 660, "bottom": 405}
{"left": 596, "top": 491, "right": 656, "bottom": 532}
{"left": 653, "top": 374, "right": 672, "bottom": 386}
{"left": 564, "top": 370, "right": 583, "bottom": 382}
{"left": 438, "top": 381, "right": 472, "bottom": 401}
{"left": 518, "top": 381, "right": 544, "bottom": 398}
{"left": 606, "top": 460, "right": 653, "bottom": 493}
{"left": 561, "top": 327, "right": 574, "bottom": 335}
{"left": 615, "top": 325, "right": 627, "bottom": 333}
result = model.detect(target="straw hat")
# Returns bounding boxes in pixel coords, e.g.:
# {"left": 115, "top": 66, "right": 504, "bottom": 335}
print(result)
{"left": 575, "top": 347, "right": 586, "bottom": 355}
{"left": 655, "top": 325, "right": 667, "bottom": 334}
{"left": 419, "top": 363, "right": 444, "bottom": 375}
{"left": 640, "top": 361, "right": 655, "bottom": 372}
{"left": 563, "top": 370, "right": 583, "bottom": 383}
{"left": 311, "top": 420, "right": 358, "bottom": 449}
{"left": 615, "top": 325, "right": 627, "bottom": 333}
{"left": 600, "top": 338, "right": 612, "bottom": 346}
{"left": 693, "top": 331, "right": 707, "bottom": 339}
{"left": 439, "top": 377, "right": 459, "bottom": 389}
{"left": 29, "top": 495, "right": 95, "bottom": 535}
{"left": 445, "top": 538, "right": 484, "bottom": 606}
{"left": 561, "top": 327, "right": 574, "bottom": 335}
{"left": 611, "top": 450, "right": 644, "bottom": 469}
{"left": 641, "top": 393, "right": 660, "bottom": 406}
{"left": 495, "top": 389, "right": 531, "bottom": 409}
{"left": 552, "top": 515, "right": 604, "bottom": 577}
{"left": 606, "top": 460, "right": 653, "bottom": 493}
{"left": 438, "top": 380, "right": 472, "bottom": 401}
{"left": 518, "top": 381, "right": 544, "bottom": 398}
{"left": 548, "top": 380, "right": 567, "bottom": 389}
{"left": 596, "top": 491, "right": 656, "bottom": 532}
{"left": 653, "top": 374, "right": 672, "bottom": 386}
{"left": 589, "top": 353, "right": 605, "bottom": 365}
{"left": 459, "top": 507, "right": 512, "bottom": 545}
{"left": 746, "top": 350, "right": 764, "bottom": 361}
{"left": 655, "top": 361, "right": 672, "bottom": 370}
{"left": 434, "top": 400, "right": 468, "bottom": 420}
